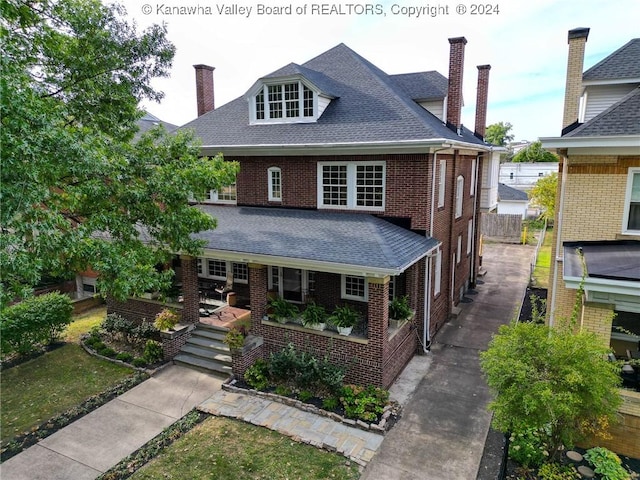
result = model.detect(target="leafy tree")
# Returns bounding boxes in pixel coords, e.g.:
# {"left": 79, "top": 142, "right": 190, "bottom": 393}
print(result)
{"left": 485, "top": 121, "right": 514, "bottom": 146}
{"left": 480, "top": 308, "right": 622, "bottom": 462}
{"left": 512, "top": 141, "right": 559, "bottom": 163}
{"left": 0, "top": 0, "right": 238, "bottom": 306}
{"left": 529, "top": 172, "right": 558, "bottom": 222}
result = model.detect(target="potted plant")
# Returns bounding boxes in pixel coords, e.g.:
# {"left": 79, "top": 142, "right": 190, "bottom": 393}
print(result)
{"left": 389, "top": 295, "right": 413, "bottom": 328}
{"left": 301, "top": 302, "right": 327, "bottom": 331}
{"left": 267, "top": 297, "right": 299, "bottom": 324}
{"left": 224, "top": 327, "right": 246, "bottom": 353}
{"left": 329, "top": 304, "right": 359, "bottom": 336}
{"left": 154, "top": 309, "right": 179, "bottom": 331}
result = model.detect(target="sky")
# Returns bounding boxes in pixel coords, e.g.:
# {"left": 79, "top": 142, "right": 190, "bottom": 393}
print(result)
{"left": 118, "top": 0, "right": 640, "bottom": 142}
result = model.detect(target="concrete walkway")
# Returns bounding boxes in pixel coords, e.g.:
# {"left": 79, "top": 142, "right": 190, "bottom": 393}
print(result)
{"left": 1, "top": 366, "right": 224, "bottom": 480}
{"left": 360, "top": 242, "right": 534, "bottom": 480}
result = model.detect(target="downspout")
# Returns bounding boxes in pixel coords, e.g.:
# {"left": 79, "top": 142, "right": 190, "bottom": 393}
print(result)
{"left": 548, "top": 155, "right": 568, "bottom": 328}
{"left": 424, "top": 145, "right": 451, "bottom": 352}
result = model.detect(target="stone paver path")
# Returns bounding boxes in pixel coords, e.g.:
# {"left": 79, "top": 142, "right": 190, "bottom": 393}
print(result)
{"left": 199, "top": 389, "right": 384, "bottom": 466}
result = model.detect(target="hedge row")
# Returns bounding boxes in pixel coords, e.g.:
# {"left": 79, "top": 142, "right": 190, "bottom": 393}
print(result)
{"left": 0, "top": 292, "right": 73, "bottom": 357}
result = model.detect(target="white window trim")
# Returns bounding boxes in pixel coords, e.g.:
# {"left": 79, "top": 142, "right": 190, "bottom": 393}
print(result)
{"left": 198, "top": 258, "right": 248, "bottom": 284}
{"left": 457, "top": 235, "right": 462, "bottom": 264}
{"left": 317, "top": 161, "right": 386, "bottom": 211}
{"left": 268, "top": 267, "right": 315, "bottom": 303}
{"left": 455, "top": 175, "right": 464, "bottom": 218}
{"left": 203, "top": 184, "right": 237, "bottom": 205}
{"left": 434, "top": 249, "right": 442, "bottom": 296}
{"left": 622, "top": 167, "right": 640, "bottom": 234}
{"left": 268, "top": 166, "right": 282, "bottom": 202}
{"left": 249, "top": 80, "right": 318, "bottom": 125}
{"left": 470, "top": 158, "right": 476, "bottom": 197}
{"left": 467, "top": 219, "right": 473, "bottom": 255}
{"left": 438, "top": 159, "right": 446, "bottom": 208}
{"left": 341, "top": 275, "right": 369, "bottom": 301}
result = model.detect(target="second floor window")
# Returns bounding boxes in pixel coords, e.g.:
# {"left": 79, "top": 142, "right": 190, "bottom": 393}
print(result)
{"left": 268, "top": 167, "right": 282, "bottom": 202}
{"left": 624, "top": 168, "right": 640, "bottom": 233}
{"left": 318, "top": 162, "right": 385, "bottom": 211}
{"left": 455, "top": 175, "right": 464, "bottom": 218}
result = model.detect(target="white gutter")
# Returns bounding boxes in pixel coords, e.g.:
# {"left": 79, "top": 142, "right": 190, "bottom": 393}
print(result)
{"left": 549, "top": 156, "right": 568, "bottom": 327}
{"left": 423, "top": 145, "right": 451, "bottom": 352}
{"left": 201, "top": 139, "right": 492, "bottom": 157}
{"left": 540, "top": 134, "right": 640, "bottom": 150}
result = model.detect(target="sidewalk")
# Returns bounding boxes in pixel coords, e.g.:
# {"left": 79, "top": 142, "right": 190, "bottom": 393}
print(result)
{"left": 360, "top": 242, "right": 534, "bottom": 480}
{"left": 1, "top": 366, "right": 224, "bottom": 480}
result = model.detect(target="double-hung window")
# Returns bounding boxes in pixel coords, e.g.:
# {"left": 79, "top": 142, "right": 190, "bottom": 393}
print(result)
{"left": 455, "top": 175, "right": 464, "bottom": 218}
{"left": 199, "top": 259, "right": 248, "bottom": 284}
{"left": 438, "top": 159, "right": 446, "bottom": 208}
{"left": 318, "top": 162, "right": 385, "bottom": 211}
{"left": 624, "top": 168, "right": 640, "bottom": 233}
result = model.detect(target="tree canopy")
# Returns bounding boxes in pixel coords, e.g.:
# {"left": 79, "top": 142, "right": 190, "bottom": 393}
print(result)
{"left": 512, "top": 141, "right": 559, "bottom": 163}
{"left": 0, "top": 0, "right": 238, "bottom": 306}
{"left": 485, "top": 121, "right": 514, "bottom": 146}
{"left": 528, "top": 172, "right": 558, "bottom": 222}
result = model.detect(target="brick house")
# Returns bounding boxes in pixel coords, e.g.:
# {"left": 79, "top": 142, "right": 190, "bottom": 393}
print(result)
{"left": 541, "top": 28, "right": 640, "bottom": 457}
{"left": 110, "top": 38, "right": 498, "bottom": 388}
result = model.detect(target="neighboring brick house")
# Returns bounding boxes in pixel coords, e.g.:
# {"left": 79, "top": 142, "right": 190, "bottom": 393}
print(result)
{"left": 112, "top": 38, "right": 498, "bottom": 388}
{"left": 541, "top": 28, "right": 640, "bottom": 457}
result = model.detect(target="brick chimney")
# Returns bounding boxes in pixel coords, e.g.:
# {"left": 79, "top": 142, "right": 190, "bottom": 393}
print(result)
{"left": 446, "top": 36, "right": 467, "bottom": 133}
{"left": 562, "top": 28, "right": 589, "bottom": 132}
{"left": 474, "top": 65, "right": 491, "bottom": 140}
{"left": 194, "top": 64, "right": 215, "bottom": 117}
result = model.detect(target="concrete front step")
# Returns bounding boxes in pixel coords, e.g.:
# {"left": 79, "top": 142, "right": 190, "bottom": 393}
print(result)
{"left": 186, "top": 335, "right": 230, "bottom": 351}
{"left": 180, "top": 344, "right": 232, "bottom": 363}
{"left": 190, "top": 328, "right": 227, "bottom": 342}
{"left": 173, "top": 354, "right": 232, "bottom": 377}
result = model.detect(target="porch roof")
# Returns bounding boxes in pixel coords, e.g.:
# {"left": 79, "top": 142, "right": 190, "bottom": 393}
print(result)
{"left": 192, "top": 205, "right": 439, "bottom": 276}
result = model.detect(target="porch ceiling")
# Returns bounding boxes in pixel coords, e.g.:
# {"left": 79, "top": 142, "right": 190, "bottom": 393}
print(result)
{"left": 192, "top": 205, "right": 439, "bottom": 276}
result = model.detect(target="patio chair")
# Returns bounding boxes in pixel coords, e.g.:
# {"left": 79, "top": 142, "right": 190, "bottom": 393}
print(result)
{"left": 215, "top": 271, "right": 234, "bottom": 302}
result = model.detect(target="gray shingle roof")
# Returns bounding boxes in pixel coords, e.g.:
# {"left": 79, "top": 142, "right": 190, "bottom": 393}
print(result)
{"left": 565, "top": 87, "right": 640, "bottom": 137}
{"left": 180, "top": 43, "right": 486, "bottom": 148}
{"left": 390, "top": 71, "right": 448, "bottom": 102}
{"left": 192, "top": 205, "right": 439, "bottom": 274}
{"left": 135, "top": 112, "right": 177, "bottom": 140}
{"left": 498, "top": 183, "right": 528, "bottom": 201}
{"left": 583, "top": 38, "right": 640, "bottom": 82}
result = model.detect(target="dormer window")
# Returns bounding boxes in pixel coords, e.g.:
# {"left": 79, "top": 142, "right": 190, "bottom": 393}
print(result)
{"left": 254, "top": 81, "right": 315, "bottom": 122}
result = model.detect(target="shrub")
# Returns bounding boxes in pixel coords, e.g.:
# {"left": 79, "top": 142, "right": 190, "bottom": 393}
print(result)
{"left": 298, "top": 390, "right": 313, "bottom": 402}
{"left": 1, "top": 292, "right": 73, "bottom": 356}
{"left": 102, "top": 313, "right": 135, "bottom": 341}
{"left": 154, "top": 309, "right": 178, "bottom": 331}
{"left": 274, "top": 385, "right": 292, "bottom": 396}
{"left": 340, "top": 384, "right": 389, "bottom": 422}
{"left": 322, "top": 396, "right": 339, "bottom": 411}
{"left": 584, "top": 447, "right": 630, "bottom": 480}
{"left": 537, "top": 462, "right": 579, "bottom": 480}
{"left": 116, "top": 352, "right": 134, "bottom": 363}
{"left": 132, "top": 321, "right": 159, "bottom": 341}
{"left": 223, "top": 327, "right": 246, "bottom": 351}
{"left": 132, "top": 357, "right": 148, "bottom": 368}
{"left": 244, "top": 359, "right": 270, "bottom": 390}
{"left": 142, "top": 340, "right": 164, "bottom": 364}
{"left": 508, "top": 427, "right": 549, "bottom": 468}
{"left": 98, "top": 346, "right": 117, "bottom": 358}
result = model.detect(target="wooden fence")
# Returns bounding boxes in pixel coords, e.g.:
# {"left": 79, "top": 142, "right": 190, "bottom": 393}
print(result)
{"left": 481, "top": 213, "right": 523, "bottom": 243}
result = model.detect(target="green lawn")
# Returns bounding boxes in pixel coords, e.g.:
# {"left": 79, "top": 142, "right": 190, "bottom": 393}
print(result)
{"left": 1, "top": 342, "right": 133, "bottom": 444}
{"left": 130, "top": 416, "right": 361, "bottom": 480}
{"left": 532, "top": 228, "right": 553, "bottom": 289}
{"left": 64, "top": 306, "right": 107, "bottom": 343}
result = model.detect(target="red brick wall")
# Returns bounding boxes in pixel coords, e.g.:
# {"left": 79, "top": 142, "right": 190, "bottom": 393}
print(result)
{"left": 106, "top": 297, "right": 183, "bottom": 325}
{"left": 181, "top": 256, "right": 199, "bottom": 324}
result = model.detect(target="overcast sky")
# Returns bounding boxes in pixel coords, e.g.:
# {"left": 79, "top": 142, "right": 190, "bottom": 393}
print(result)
{"left": 118, "top": 0, "right": 640, "bottom": 142}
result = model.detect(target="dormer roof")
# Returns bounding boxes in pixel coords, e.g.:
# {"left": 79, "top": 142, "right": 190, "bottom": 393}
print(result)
{"left": 390, "top": 71, "right": 448, "bottom": 102}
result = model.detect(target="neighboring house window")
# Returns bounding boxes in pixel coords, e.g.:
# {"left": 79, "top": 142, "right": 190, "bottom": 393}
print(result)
{"left": 457, "top": 235, "right": 462, "bottom": 264}
{"left": 434, "top": 249, "right": 442, "bottom": 296}
{"left": 199, "top": 259, "right": 248, "bottom": 284}
{"left": 438, "top": 159, "right": 446, "bottom": 208}
{"left": 624, "top": 168, "right": 640, "bottom": 233}
{"left": 388, "top": 276, "right": 396, "bottom": 300}
{"left": 205, "top": 183, "right": 237, "bottom": 204}
{"left": 253, "top": 81, "right": 315, "bottom": 123}
{"left": 455, "top": 175, "right": 464, "bottom": 218}
{"left": 268, "top": 267, "right": 317, "bottom": 303}
{"left": 470, "top": 158, "right": 476, "bottom": 197}
{"left": 268, "top": 167, "right": 282, "bottom": 202}
{"left": 467, "top": 220, "right": 473, "bottom": 255}
{"left": 318, "top": 162, "right": 385, "bottom": 211}
{"left": 342, "top": 275, "right": 368, "bottom": 301}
